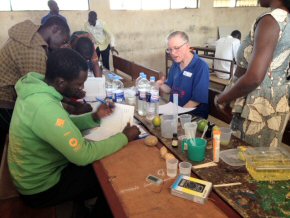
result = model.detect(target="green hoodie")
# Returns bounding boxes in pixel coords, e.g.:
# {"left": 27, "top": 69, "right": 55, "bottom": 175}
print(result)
{"left": 8, "top": 72, "right": 128, "bottom": 195}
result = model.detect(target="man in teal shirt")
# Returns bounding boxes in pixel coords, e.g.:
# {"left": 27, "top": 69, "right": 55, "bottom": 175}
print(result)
{"left": 8, "top": 48, "right": 140, "bottom": 213}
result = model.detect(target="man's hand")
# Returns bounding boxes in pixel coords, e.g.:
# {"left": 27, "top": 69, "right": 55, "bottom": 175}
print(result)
{"left": 122, "top": 123, "right": 141, "bottom": 142}
{"left": 111, "top": 46, "right": 119, "bottom": 55}
{"left": 156, "top": 76, "right": 171, "bottom": 94}
{"left": 156, "top": 76, "right": 166, "bottom": 87}
{"left": 92, "top": 103, "right": 114, "bottom": 121}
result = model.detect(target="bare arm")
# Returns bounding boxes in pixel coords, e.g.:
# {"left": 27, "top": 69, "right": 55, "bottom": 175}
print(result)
{"left": 184, "top": 100, "right": 199, "bottom": 108}
{"left": 156, "top": 76, "right": 171, "bottom": 94}
{"left": 217, "top": 15, "right": 279, "bottom": 104}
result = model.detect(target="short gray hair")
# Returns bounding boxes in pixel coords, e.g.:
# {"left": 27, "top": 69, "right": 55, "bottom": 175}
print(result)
{"left": 166, "top": 31, "right": 189, "bottom": 44}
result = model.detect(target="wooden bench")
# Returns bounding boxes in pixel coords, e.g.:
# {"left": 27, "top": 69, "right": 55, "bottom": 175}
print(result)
{"left": 112, "top": 55, "right": 132, "bottom": 78}
{"left": 113, "top": 55, "right": 161, "bottom": 80}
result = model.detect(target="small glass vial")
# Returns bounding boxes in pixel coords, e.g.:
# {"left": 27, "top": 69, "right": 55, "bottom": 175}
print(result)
{"left": 172, "top": 133, "right": 178, "bottom": 148}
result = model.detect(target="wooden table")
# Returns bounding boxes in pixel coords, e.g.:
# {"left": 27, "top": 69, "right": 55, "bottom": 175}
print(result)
{"left": 94, "top": 73, "right": 289, "bottom": 217}
{"left": 134, "top": 114, "right": 290, "bottom": 218}
{"left": 93, "top": 139, "right": 230, "bottom": 218}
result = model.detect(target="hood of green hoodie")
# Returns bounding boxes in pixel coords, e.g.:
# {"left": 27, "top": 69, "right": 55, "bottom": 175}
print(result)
{"left": 15, "top": 72, "right": 63, "bottom": 101}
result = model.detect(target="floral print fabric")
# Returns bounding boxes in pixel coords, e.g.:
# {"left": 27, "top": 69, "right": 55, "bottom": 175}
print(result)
{"left": 231, "top": 9, "right": 290, "bottom": 147}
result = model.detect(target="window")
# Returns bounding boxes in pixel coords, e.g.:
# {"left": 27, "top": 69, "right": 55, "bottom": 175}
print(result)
{"left": 0, "top": 0, "right": 89, "bottom": 11}
{"left": 213, "top": 0, "right": 258, "bottom": 8}
{"left": 0, "top": 0, "right": 11, "bottom": 11}
{"left": 171, "top": 0, "right": 198, "bottom": 9}
{"left": 110, "top": 0, "right": 198, "bottom": 10}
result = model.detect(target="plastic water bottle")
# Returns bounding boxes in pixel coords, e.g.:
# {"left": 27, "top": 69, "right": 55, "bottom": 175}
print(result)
{"left": 137, "top": 74, "right": 150, "bottom": 116}
{"left": 146, "top": 76, "right": 159, "bottom": 120}
{"left": 135, "top": 72, "right": 144, "bottom": 106}
{"left": 112, "top": 76, "right": 125, "bottom": 103}
{"left": 105, "top": 74, "right": 113, "bottom": 100}
{"left": 135, "top": 72, "right": 145, "bottom": 87}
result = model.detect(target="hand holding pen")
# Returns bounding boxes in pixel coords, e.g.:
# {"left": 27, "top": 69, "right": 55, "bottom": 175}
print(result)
{"left": 92, "top": 98, "right": 115, "bottom": 121}
{"left": 96, "top": 98, "right": 115, "bottom": 109}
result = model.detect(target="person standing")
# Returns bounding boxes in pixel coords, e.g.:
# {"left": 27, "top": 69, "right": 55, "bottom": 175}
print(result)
{"left": 0, "top": 16, "right": 70, "bottom": 154}
{"left": 41, "top": 0, "right": 67, "bottom": 25}
{"left": 84, "top": 11, "right": 119, "bottom": 70}
{"left": 214, "top": 30, "right": 241, "bottom": 79}
{"left": 215, "top": 0, "right": 290, "bottom": 147}
{"left": 70, "top": 31, "right": 102, "bottom": 77}
{"left": 157, "top": 31, "right": 210, "bottom": 119}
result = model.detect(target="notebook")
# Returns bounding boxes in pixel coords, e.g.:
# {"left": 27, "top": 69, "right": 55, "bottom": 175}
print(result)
{"left": 84, "top": 103, "right": 135, "bottom": 141}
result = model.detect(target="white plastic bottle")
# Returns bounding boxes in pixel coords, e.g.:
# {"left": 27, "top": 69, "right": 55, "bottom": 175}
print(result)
{"left": 112, "top": 77, "right": 125, "bottom": 103}
{"left": 137, "top": 74, "right": 150, "bottom": 116}
{"left": 146, "top": 76, "right": 159, "bottom": 120}
{"left": 105, "top": 74, "right": 113, "bottom": 100}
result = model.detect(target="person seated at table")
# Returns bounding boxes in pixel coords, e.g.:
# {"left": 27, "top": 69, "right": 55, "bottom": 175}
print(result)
{"left": 214, "top": 30, "right": 241, "bottom": 79}
{"left": 157, "top": 31, "right": 210, "bottom": 119}
{"left": 70, "top": 31, "right": 102, "bottom": 77}
{"left": 8, "top": 48, "right": 140, "bottom": 215}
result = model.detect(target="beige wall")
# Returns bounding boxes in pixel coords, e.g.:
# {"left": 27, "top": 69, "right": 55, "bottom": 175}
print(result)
{"left": 0, "top": 0, "right": 267, "bottom": 73}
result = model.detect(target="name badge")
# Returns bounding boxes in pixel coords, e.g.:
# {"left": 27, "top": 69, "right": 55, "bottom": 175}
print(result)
{"left": 183, "top": 71, "right": 192, "bottom": 78}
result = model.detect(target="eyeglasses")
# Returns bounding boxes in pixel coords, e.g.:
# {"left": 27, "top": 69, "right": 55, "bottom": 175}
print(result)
{"left": 166, "top": 41, "right": 188, "bottom": 54}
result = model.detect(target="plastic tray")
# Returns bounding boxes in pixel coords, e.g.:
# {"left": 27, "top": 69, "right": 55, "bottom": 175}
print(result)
{"left": 220, "top": 149, "right": 245, "bottom": 166}
{"left": 245, "top": 146, "right": 290, "bottom": 181}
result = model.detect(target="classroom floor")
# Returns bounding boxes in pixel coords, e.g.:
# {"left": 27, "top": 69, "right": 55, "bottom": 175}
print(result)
{"left": 0, "top": 197, "right": 113, "bottom": 218}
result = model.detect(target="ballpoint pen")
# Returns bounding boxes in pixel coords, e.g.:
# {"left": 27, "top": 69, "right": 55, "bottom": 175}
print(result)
{"left": 95, "top": 98, "right": 107, "bottom": 104}
{"left": 96, "top": 98, "right": 115, "bottom": 108}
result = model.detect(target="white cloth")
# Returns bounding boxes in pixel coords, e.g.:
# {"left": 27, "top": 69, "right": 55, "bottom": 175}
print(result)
{"left": 214, "top": 36, "right": 240, "bottom": 79}
{"left": 84, "top": 19, "right": 115, "bottom": 51}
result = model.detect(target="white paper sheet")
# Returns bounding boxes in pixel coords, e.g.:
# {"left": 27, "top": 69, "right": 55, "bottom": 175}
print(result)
{"left": 159, "top": 102, "right": 195, "bottom": 115}
{"left": 84, "top": 103, "right": 135, "bottom": 141}
{"left": 83, "top": 76, "right": 106, "bottom": 99}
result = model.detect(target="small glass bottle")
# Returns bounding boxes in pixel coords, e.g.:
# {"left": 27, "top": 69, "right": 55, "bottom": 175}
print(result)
{"left": 172, "top": 133, "right": 178, "bottom": 148}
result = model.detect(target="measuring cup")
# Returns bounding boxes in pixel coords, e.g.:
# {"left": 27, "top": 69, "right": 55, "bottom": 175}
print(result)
{"left": 184, "top": 122, "right": 197, "bottom": 139}
{"left": 161, "top": 114, "right": 174, "bottom": 138}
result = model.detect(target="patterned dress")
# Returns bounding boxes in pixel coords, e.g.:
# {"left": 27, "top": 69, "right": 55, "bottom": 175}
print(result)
{"left": 231, "top": 9, "right": 290, "bottom": 147}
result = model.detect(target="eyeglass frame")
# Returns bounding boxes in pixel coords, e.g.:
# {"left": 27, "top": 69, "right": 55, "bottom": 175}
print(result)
{"left": 166, "top": 41, "right": 188, "bottom": 54}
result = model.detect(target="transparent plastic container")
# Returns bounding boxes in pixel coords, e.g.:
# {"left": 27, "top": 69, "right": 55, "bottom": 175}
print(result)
{"left": 220, "top": 149, "right": 245, "bottom": 167}
{"left": 137, "top": 74, "right": 149, "bottom": 116}
{"left": 245, "top": 146, "right": 290, "bottom": 181}
{"left": 146, "top": 76, "right": 159, "bottom": 121}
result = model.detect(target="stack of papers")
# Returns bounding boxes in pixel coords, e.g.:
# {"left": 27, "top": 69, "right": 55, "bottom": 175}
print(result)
{"left": 84, "top": 103, "right": 134, "bottom": 141}
{"left": 159, "top": 102, "right": 195, "bottom": 115}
